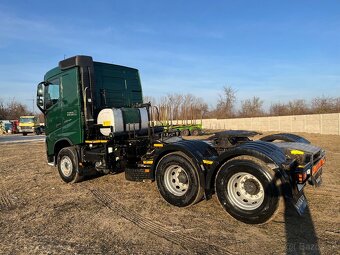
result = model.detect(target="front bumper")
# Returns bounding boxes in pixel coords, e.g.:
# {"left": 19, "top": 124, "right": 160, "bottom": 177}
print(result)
{"left": 19, "top": 126, "right": 34, "bottom": 133}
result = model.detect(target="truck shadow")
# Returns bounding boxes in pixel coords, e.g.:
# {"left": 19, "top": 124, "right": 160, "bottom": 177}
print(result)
{"left": 81, "top": 168, "right": 124, "bottom": 182}
{"left": 282, "top": 190, "right": 320, "bottom": 254}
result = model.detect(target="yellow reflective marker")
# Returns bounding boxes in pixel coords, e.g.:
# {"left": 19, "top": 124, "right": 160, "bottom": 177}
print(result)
{"left": 203, "top": 159, "right": 214, "bottom": 165}
{"left": 143, "top": 160, "right": 154, "bottom": 165}
{"left": 154, "top": 144, "right": 164, "bottom": 148}
{"left": 290, "top": 150, "right": 304, "bottom": 155}
{"left": 85, "top": 140, "right": 108, "bottom": 144}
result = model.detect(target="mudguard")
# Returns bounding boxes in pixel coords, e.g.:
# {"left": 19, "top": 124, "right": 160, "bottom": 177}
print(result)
{"left": 152, "top": 140, "right": 218, "bottom": 189}
{"left": 260, "top": 133, "right": 310, "bottom": 144}
{"left": 205, "top": 140, "right": 290, "bottom": 191}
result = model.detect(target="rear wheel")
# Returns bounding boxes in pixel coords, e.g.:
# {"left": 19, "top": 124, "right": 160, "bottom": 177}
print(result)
{"left": 181, "top": 129, "right": 190, "bottom": 136}
{"left": 57, "top": 147, "right": 82, "bottom": 183}
{"left": 215, "top": 156, "right": 281, "bottom": 224}
{"left": 191, "top": 129, "right": 200, "bottom": 136}
{"left": 156, "top": 152, "right": 203, "bottom": 207}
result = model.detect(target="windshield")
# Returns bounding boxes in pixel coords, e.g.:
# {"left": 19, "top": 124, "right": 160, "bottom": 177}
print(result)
{"left": 19, "top": 117, "right": 35, "bottom": 123}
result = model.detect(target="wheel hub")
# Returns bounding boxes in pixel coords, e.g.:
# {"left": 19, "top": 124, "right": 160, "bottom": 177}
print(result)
{"left": 178, "top": 171, "right": 188, "bottom": 184}
{"left": 243, "top": 179, "right": 260, "bottom": 195}
{"left": 227, "top": 172, "right": 264, "bottom": 210}
{"left": 60, "top": 156, "right": 73, "bottom": 177}
{"left": 164, "top": 165, "right": 189, "bottom": 196}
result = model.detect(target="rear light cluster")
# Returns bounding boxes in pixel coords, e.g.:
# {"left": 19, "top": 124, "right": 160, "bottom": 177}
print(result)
{"left": 295, "top": 157, "right": 325, "bottom": 184}
{"left": 297, "top": 172, "right": 308, "bottom": 183}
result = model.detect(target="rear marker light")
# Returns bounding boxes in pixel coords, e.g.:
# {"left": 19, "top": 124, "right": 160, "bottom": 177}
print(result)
{"left": 312, "top": 158, "right": 325, "bottom": 175}
{"left": 297, "top": 173, "right": 307, "bottom": 183}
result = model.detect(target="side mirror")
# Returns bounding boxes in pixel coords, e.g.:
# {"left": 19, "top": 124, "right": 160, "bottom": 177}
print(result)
{"left": 37, "top": 84, "right": 44, "bottom": 97}
{"left": 36, "top": 82, "right": 47, "bottom": 113}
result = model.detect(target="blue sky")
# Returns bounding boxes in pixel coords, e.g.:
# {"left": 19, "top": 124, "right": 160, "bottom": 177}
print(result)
{"left": 0, "top": 0, "right": 339, "bottom": 112}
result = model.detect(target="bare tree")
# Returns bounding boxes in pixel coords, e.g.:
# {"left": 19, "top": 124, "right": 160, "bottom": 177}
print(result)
{"left": 143, "top": 96, "right": 157, "bottom": 106}
{"left": 0, "top": 98, "right": 7, "bottom": 119}
{"left": 239, "top": 96, "right": 264, "bottom": 118}
{"left": 334, "top": 97, "right": 340, "bottom": 112}
{"left": 287, "top": 99, "right": 309, "bottom": 115}
{"left": 311, "top": 96, "right": 334, "bottom": 114}
{"left": 269, "top": 102, "right": 288, "bottom": 116}
{"left": 215, "top": 86, "right": 236, "bottom": 119}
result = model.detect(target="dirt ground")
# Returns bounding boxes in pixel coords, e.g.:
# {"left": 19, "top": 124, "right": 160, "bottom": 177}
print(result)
{"left": 0, "top": 132, "right": 339, "bottom": 255}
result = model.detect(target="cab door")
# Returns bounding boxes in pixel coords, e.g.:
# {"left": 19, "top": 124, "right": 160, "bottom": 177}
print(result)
{"left": 44, "top": 77, "right": 62, "bottom": 155}
{"left": 60, "top": 68, "right": 83, "bottom": 145}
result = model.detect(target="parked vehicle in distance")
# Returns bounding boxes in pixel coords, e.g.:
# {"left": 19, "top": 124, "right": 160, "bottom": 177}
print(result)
{"left": 10, "top": 120, "right": 19, "bottom": 134}
{"left": 18, "top": 116, "right": 44, "bottom": 136}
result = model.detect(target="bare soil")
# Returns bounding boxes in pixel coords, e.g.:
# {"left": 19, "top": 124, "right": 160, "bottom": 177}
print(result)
{"left": 0, "top": 132, "right": 339, "bottom": 254}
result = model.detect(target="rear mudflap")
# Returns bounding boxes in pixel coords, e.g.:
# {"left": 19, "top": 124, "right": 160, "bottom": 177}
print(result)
{"left": 283, "top": 182, "right": 308, "bottom": 216}
{"left": 292, "top": 191, "right": 308, "bottom": 215}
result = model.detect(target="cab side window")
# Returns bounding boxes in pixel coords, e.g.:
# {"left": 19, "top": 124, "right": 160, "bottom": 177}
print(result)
{"left": 45, "top": 78, "right": 60, "bottom": 109}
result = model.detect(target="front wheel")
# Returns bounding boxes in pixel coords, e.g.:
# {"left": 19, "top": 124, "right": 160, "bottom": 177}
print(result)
{"left": 156, "top": 152, "right": 203, "bottom": 207}
{"left": 57, "top": 147, "right": 82, "bottom": 183}
{"left": 215, "top": 156, "right": 281, "bottom": 224}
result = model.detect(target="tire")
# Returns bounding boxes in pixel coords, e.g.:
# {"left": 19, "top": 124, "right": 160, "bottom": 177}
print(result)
{"left": 23, "top": 133, "right": 27, "bottom": 136}
{"left": 215, "top": 156, "right": 281, "bottom": 224}
{"left": 156, "top": 151, "right": 203, "bottom": 207}
{"left": 57, "top": 147, "right": 82, "bottom": 183}
{"left": 191, "top": 129, "right": 200, "bottom": 136}
{"left": 181, "top": 129, "right": 190, "bottom": 136}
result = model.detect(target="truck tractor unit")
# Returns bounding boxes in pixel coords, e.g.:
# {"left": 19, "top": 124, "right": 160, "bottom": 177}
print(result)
{"left": 36, "top": 56, "right": 325, "bottom": 224}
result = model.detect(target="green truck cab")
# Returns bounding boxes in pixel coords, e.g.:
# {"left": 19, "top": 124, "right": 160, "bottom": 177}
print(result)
{"left": 36, "top": 56, "right": 325, "bottom": 225}
{"left": 37, "top": 56, "right": 143, "bottom": 164}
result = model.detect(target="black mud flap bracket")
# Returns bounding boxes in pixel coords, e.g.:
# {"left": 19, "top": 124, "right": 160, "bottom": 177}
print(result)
{"left": 309, "top": 168, "right": 323, "bottom": 187}
{"left": 291, "top": 188, "right": 308, "bottom": 215}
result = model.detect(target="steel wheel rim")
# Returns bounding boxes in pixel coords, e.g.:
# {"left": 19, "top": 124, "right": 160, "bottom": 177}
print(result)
{"left": 164, "top": 165, "right": 189, "bottom": 196}
{"left": 227, "top": 172, "right": 264, "bottom": 210}
{"left": 60, "top": 156, "right": 73, "bottom": 177}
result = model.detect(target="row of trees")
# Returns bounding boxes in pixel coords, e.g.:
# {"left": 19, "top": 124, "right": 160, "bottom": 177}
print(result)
{"left": 145, "top": 86, "right": 340, "bottom": 120}
{"left": 144, "top": 94, "right": 208, "bottom": 122}
{"left": 1, "top": 87, "right": 339, "bottom": 122}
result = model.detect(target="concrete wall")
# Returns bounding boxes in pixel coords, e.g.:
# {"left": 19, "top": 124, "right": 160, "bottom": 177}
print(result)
{"left": 201, "top": 113, "right": 340, "bottom": 135}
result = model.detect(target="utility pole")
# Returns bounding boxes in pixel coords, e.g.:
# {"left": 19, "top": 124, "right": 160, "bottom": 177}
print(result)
{"left": 26, "top": 99, "right": 35, "bottom": 114}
